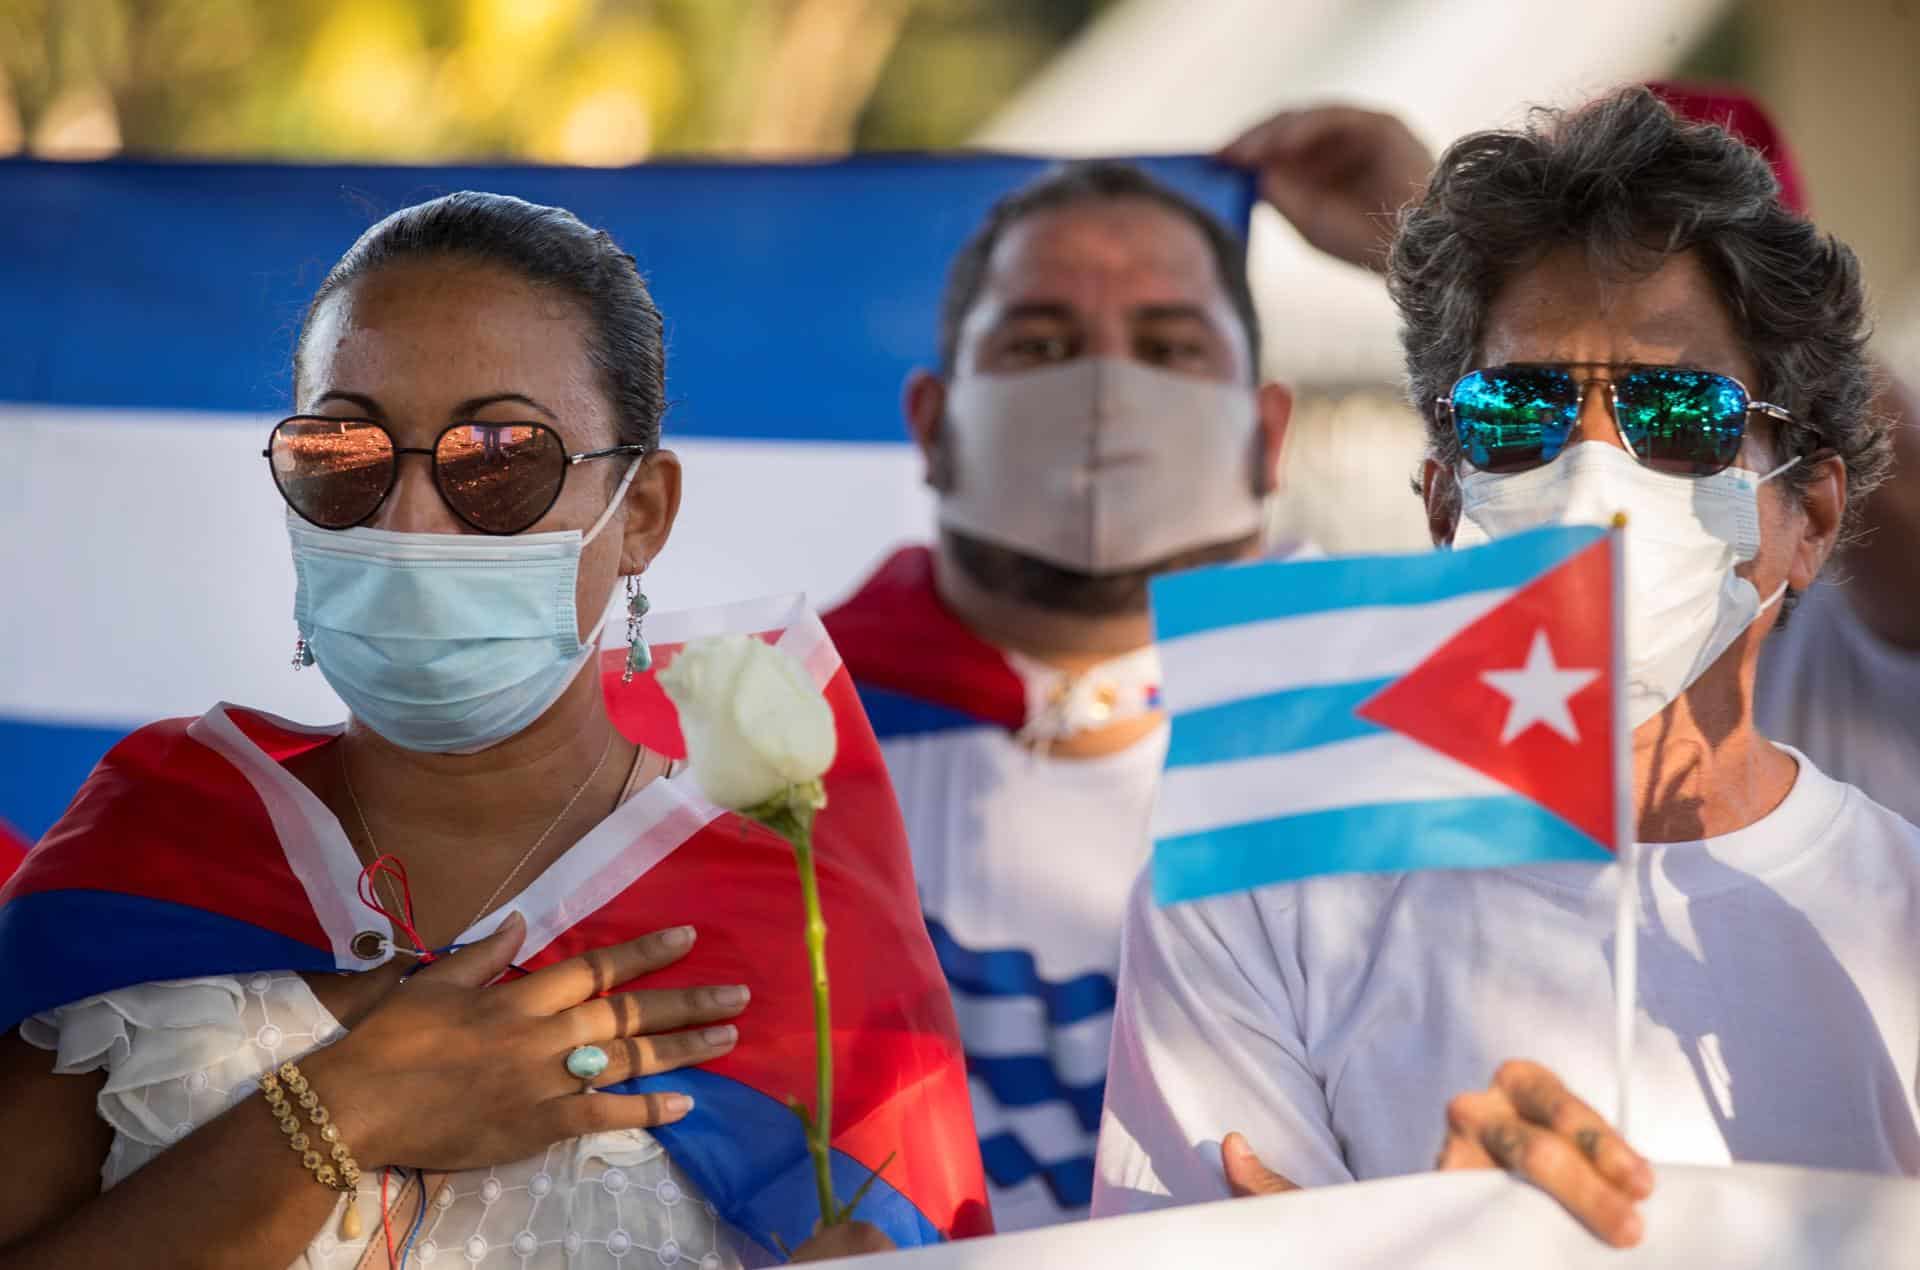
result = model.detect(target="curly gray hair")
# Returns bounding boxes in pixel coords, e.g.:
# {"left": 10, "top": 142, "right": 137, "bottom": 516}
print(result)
{"left": 1389, "top": 86, "right": 1889, "bottom": 540}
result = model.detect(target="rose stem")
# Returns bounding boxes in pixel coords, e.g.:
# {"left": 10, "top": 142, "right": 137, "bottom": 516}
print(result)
{"left": 790, "top": 812, "right": 838, "bottom": 1225}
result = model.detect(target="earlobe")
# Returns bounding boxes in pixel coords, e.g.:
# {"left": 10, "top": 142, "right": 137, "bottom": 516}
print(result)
{"left": 1423, "top": 458, "right": 1461, "bottom": 547}
{"left": 1255, "top": 382, "right": 1294, "bottom": 495}
{"left": 618, "top": 449, "right": 682, "bottom": 576}
{"left": 1788, "top": 454, "right": 1847, "bottom": 590}
{"left": 903, "top": 369, "right": 952, "bottom": 491}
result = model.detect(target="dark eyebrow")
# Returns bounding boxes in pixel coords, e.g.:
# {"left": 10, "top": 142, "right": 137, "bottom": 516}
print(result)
{"left": 993, "top": 301, "right": 1078, "bottom": 325}
{"left": 452, "top": 392, "right": 558, "bottom": 420}
{"left": 309, "top": 390, "right": 558, "bottom": 421}
{"left": 313, "top": 390, "right": 382, "bottom": 416}
{"left": 1132, "top": 303, "right": 1222, "bottom": 329}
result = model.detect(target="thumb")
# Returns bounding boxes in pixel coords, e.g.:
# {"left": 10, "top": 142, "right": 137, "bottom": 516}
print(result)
{"left": 1222, "top": 1131, "right": 1298, "bottom": 1198}
{"left": 421, "top": 910, "right": 526, "bottom": 988}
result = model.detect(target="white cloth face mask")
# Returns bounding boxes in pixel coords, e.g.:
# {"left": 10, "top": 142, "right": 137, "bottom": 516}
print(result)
{"left": 937, "top": 358, "right": 1265, "bottom": 574}
{"left": 1453, "top": 442, "right": 1794, "bottom": 725}
{"left": 289, "top": 460, "right": 639, "bottom": 754}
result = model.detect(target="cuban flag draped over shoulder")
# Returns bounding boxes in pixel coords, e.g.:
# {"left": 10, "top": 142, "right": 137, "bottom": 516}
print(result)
{"left": 0, "top": 593, "right": 991, "bottom": 1256}
{"left": 1150, "top": 524, "right": 1623, "bottom": 905}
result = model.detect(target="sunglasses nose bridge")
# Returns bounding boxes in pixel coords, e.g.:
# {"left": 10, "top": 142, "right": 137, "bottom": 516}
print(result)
{"left": 368, "top": 449, "right": 462, "bottom": 534}
{"left": 1568, "top": 376, "right": 1633, "bottom": 456}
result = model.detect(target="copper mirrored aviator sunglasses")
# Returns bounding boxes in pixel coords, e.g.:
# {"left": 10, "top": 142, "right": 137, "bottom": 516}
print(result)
{"left": 1440, "top": 363, "right": 1797, "bottom": 477}
{"left": 265, "top": 418, "right": 646, "bottom": 535}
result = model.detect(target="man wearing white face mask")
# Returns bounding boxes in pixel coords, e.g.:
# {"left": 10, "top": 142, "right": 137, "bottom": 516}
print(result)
{"left": 1096, "top": 87, "right": 1920, "bottom": 1252}
{"left": 1224, "top": 85, "right": 1920, "bottom": 824}
{"left": 822, "top": 158, "right": 1311, "bottom": 1230}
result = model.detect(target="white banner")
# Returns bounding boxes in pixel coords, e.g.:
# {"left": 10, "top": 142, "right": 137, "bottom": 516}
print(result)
{"left": 837, "top": 1164, "right": 1920, "bottom": 1268}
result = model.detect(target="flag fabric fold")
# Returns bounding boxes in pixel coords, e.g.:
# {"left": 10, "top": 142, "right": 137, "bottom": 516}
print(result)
{"left": 0, "top": 593, "right": 989, "bottom": 1256}
{"left": 823, "top": 546, "right": 1025, "bottom": 740}
{"left": 1149, "top": 525, "right": 1620, "bottom": 905}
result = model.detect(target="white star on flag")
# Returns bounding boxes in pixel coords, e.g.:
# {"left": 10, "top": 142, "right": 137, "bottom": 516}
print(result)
{"left": 1480, "top": 629, "right": 1601, "bottom": 744}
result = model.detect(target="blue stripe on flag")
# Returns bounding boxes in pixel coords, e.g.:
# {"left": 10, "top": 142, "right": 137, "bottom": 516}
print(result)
{"left": 619, "top": 1067, "right": 943, "bottom": 1255}
{"left": 0, "top": 717, "right": 129, "bottom": 843}
{"left": 1164, "top": 678, "right": 1393, "bottom": 769}
{"left": 978, "top": 1133, "right": 1094, "bottom": 1211}
{"left": 925, "top": 918, "right": 1115, "bottom": 1028}
{"left": 966, "top": 1053, "right": 1106, "bottom": 1134}
{"left": 0, "top": 889, "right": 335, "bottom": 1031}
{"left": 1152, "top": 525, "right": 1607, "bottom": 642}
{"left": 0, "top": 155, "right": 1250, "bottom": 437}
{"left": 858, "top": 684, "right": 991, "bottom": 740}
{"left": 1152, "top": 795, "right": 1612, "bottom": 905}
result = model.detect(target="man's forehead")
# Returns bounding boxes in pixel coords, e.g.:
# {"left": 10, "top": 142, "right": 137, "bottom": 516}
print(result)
{"left": 978, "top": 198, "right": 1226, "bottom": 307}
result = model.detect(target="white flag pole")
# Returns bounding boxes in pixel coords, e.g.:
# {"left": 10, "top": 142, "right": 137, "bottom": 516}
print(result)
{"left": 1609, "top": 512, "right": 1638, "bottom": 1137}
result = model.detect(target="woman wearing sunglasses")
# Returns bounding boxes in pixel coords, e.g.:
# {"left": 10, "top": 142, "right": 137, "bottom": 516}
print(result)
{"left": 1097, "top": 87, "right": 1920, "bottom": 1249}
{"left": 0, "top": 194, "right": 913, "bottom": 1266}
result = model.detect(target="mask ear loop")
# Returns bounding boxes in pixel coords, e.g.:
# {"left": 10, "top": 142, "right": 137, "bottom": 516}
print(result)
{"left": 583, "top": 456, "right": 645, "bottom": 546}
{"left": 1752, "top": 447, "right": 1832, "bottom": 619}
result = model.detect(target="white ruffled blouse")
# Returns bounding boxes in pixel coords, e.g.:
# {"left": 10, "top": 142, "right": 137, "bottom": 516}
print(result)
{"left": 24, "top": 970, "right": 745, "bottom": 1269}
{"left": 13, "top": 697, "right": 828, "bottom": 1267}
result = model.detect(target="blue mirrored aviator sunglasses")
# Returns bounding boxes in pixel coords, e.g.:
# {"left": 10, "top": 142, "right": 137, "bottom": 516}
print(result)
{"left": 1440, "top": 363, "right": 1796, "bottom": 477}
{"left": 265, "top": 418, "right": 645, "bottom": 535}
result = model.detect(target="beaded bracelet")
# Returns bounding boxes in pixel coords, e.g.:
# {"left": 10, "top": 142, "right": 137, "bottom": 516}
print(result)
{"left": 261, "top": 1060, "right": 365, "bottom": 1239}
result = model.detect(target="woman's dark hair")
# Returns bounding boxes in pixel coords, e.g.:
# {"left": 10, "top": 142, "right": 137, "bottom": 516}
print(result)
{"left": 1390, "top": 86, "right": 1889, "bottom": 541}
{"left": 294, "top": 191, "right": 666, "bottom": 453}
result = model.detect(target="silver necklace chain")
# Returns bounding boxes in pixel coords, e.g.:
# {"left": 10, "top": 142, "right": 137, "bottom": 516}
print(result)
{"left": 339, "top": 725, "right": 620, "bottom": 947}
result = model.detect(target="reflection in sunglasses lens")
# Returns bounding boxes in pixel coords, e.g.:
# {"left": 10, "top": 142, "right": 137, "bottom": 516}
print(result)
{"left": 1455, "top": 368, "right": 1579, "bottom": 473}
{"left": 272, "top": 419, "right": 393, "bottom": 528}
{"left": 1614, "top": 369, "right": 1748, "bottom": 476}
{"left": 436, "top": 424, "right": 566, "bottom": 533}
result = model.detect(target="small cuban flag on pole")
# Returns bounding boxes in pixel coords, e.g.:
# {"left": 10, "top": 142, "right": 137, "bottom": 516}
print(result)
{"left": 1149, "top": 520, "right": 1639, "bottom": 1131}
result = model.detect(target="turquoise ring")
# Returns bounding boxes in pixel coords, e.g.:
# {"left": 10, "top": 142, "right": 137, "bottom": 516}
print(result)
{"left": 565, "top": 1044, "right": 610, "bottom": 1088}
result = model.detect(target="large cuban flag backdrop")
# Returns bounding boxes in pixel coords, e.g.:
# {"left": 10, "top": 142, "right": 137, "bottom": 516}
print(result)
{"left": 1148, "top": 524, "right": 1623, "bottom": 905}
{"left": 0, "top": 154, "right": 1252, "bottom": 855}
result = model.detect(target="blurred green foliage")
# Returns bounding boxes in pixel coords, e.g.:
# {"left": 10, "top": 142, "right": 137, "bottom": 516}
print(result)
{"left": 0, "top": 0, "right": 1107, "bottom": 162}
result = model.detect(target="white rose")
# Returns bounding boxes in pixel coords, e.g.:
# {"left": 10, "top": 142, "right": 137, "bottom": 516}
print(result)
{"left": 657, "top": 633, "right": 838, "bottom": 811}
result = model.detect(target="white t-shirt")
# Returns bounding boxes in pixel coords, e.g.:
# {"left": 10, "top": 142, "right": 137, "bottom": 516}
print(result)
{"left": 882, "top": 721, "right": 1169, "bottom": 1231}
{"left": 1093, "top": 750, "right": 1920, "bottom": 1215}
{"left": 1759, "top": 581, "right": 1920, "bottom": 825}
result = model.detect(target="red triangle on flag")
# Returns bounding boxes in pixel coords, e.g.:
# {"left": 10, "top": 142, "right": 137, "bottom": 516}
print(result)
{"left": 1355, "top": 538, "right": 1618, "bottom": 850}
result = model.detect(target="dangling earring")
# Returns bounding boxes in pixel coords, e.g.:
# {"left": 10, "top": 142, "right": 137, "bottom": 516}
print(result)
{"left": 622, "top": 575, "right": 652, "bottom": 682}
{"left": 291, "top": 635, "right": 315, "bottom": 670}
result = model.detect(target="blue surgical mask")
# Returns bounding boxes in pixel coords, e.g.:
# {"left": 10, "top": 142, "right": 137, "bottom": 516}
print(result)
{"left": 288, "top": 462, "right": 639, "bottom": 753}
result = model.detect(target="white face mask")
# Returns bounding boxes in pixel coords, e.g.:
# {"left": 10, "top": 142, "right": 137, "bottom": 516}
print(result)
{"left": 937, "top": 358, "right": 1264, "bottom": 574}
{"left": 1454, "top": 442, "right": 1794, "bottom": 725}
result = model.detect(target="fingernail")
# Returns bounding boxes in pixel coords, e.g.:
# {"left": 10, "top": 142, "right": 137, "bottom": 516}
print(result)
{"left": 1222, "top": 1132, "right": 1246, "bottom": 1157}
{"left": 702, "top": 1025, "right": 738, "bottom": 1047}
{"left": 1631, "top": 1159, "right": 1655, "bottom": 1195}
{"left": 664, "top": 1093, "right": 694, "bottom": 1116}
{"left": 662, "top": 925, "right": 695, "bottom": 949}
{"left": 712, "top": 985, "right": 750, "bottom": 1008}
{"left": 1619, "top": 1211, "right": 1644, "bottom": 1245}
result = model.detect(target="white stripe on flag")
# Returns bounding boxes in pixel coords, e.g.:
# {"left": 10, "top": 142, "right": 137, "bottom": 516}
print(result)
{"left": 0, "top": 405, "right": 928, "bottom": 730}
{"left": 1153, "top": 730, "right": 1508, "bottom": 840}
{"left": 949, "top": 991, "right": 1113, "bottom": 1091}
{"left": 1158, "top": 588, "right": 1512, "bottom": 714}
